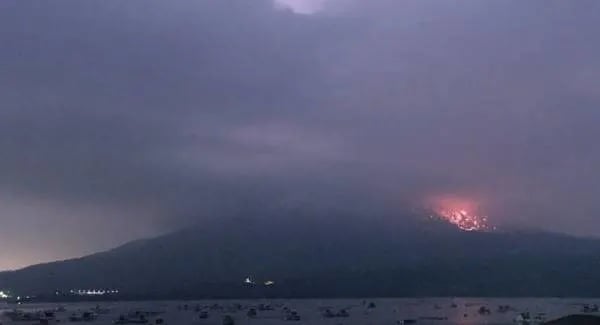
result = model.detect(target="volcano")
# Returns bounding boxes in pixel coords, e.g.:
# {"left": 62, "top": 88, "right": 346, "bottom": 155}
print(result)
{"left": 1, "top": 213, "right": 599, "bottom": 299}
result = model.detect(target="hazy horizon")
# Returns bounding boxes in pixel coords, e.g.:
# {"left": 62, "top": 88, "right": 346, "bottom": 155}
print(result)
{"left": 2, "top": 0, "right": 600, "bottom": 270}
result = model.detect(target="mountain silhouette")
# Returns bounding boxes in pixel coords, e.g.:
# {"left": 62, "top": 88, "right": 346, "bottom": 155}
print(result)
{"left": 2, "top": 214, "right": 600, "bottom": 298}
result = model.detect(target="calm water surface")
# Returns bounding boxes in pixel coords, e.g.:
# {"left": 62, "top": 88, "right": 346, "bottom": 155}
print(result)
{"left": 2, "top": 298, "right": 599, "bottom": 324}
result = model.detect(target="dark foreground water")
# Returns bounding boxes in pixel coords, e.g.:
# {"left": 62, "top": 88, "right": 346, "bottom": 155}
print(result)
{"left": 2, "top": 298, "right": 599, "bottom": 324}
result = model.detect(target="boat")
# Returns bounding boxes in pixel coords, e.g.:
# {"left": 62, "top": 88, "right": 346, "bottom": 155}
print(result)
{"left": 336, "top": 309, "right": 349, "bottom": 318}
{"left": 114, "top": 314, "right": 148, "bottom": 324}
{"left": 284, "top": 310, "right": 301, "bottom": 321}
{"left": 321, "top": 308, "right": 349, "bottom": 318}
{"left": 91, "top": 305, "right": 111, "bottom": 314}
{"left": 3, "top": 309, "right": 40, "bottom": 322}
{"left": 497, "top": 305, "right": 511, "bottom": 313}
{"left": 246, "top": 308, "right": 257, "bottom": 318}
{"left": 478, "top": 306, "right": 491, "bottom": 315}
{"left": 582, "top": 304, "right": 599, "bottom": 313}
{"left": 321, "top": 308, "right": 335, "bottom": 318}
{"left": 514, "top": 312, "right": 532, "bottom": 324}
{"left": 198, "top": 311, "right": 209, "bottom": 319}
{"left": 399, "top": 320, "right": 417, "bottom": 325}
{"left": 222, "top": 315, "right": 235, "bottom": 325}
{"left": 258, "top": 303, "right": 274, "bottom": 311}
{"left": 69, "top": 311, "right": 97, "bottom": 322}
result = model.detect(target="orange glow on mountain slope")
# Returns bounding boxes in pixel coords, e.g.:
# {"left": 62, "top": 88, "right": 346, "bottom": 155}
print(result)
{"left": 426, "top": 195, "right": 493, "bottom": 232}
{"left": 435, "top": 208, "right": 490, "bottom": 231}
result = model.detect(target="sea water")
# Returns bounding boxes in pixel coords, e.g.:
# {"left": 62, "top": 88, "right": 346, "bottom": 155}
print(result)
{"left": 1, "top": 297, "right": 599, "bottom": 324}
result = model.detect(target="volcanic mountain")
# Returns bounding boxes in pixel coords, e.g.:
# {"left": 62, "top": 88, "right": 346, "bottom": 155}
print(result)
{"left": 1, "top": 213, "right": 600, "bottom": 298}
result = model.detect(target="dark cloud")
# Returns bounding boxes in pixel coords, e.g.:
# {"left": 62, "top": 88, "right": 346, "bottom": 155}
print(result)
{"left": 1, "top": 0, "right": 600, "bottom": 269}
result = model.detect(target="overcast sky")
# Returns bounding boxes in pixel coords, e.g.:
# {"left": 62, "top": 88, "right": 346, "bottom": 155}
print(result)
{"left": 1, "top": 0, "right": 600, "bottom": 270}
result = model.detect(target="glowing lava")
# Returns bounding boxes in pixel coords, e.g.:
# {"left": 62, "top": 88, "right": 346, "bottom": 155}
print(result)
{"left": 435, "top": 208, "right": 490, "bottom": 231}
{"left": 426, "top": 195, "right": 492, "bottom": 232}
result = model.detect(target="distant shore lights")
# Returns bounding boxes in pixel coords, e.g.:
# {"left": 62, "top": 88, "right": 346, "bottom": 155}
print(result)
{"left": 243, "top": 277, "right": 275, "bottom": 287}
{"left": 69, "top": 289, "right": 119, "bottom": 296}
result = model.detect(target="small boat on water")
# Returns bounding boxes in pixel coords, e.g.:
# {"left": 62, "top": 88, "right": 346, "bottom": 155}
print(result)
{"left": 322, "top": 308, "right": 336, "bottom": 318}
{"left": 497, "top": 305, "right": 511, "bottom": 313}
{"left": 284, "top": 310, "right": 301, "bottom": 321}
{"left": 258, "top": 303, "right": 274, "bottom": 311}
{"left": 321, "top": 308, "right": 349, "bottom": 318}
{"left": 69, "top": 311, "right": 97, "bottom": 322}
{"left": 114, "top": 314, "right": 148, "bottom": 324}
{"left": 582, "top": 304, "right": 599, "bottom": 313}
{"left": 113, "top": 309, "right": 163, "bottom": 324}
{"left": 222, "top": 315, "right": 235, "bottom": 325}
{"left": 136, "top": 311, "right": 164, "bottom": 316}
{"left": 336, "top": 309, "right": 350, "bottom": 318}
{"left": 246, "top": 308, "right": 257, "bottom": 318}
{"left": 514, "top": 312, "right": 532, "bottom": 324}
{"left": 91, "top": 305, "right": 111, "bottom": 314}
{"left": 3, "top": 309, "right": 40, "bottom": 322}
{"left": 398, "top": 320, "right": 417, "bottom": 325}
{"left": 514, "top": 312, "right": 545, "bottom": 323}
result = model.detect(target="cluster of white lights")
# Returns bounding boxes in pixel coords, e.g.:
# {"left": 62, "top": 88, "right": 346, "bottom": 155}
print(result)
{"left": 244, "top": 277, "right": 275, "bottom": 286}
{"left": 69, "top": 289, "right": 119, "bottom": 296}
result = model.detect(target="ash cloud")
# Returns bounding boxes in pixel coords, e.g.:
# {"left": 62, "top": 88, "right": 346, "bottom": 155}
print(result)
{"left": 1, "top": 0, "right": 600, "bottom": 269}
